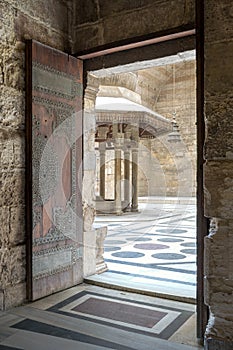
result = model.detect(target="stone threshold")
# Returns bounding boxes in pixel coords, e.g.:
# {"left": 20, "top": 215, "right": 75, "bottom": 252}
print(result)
{"left": 84, "top": 274, "right": 196, "bottom": 305}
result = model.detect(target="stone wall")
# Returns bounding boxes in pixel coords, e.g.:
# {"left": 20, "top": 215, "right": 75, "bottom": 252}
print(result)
{"left": 138, "top": 60, "right": 196, "bottom": 197}
{"left": 72, "top": 0, "right": 195, "bottom": 52}
{"left": 0, "top": 0, "right": 72, "bottom": 310}
{"left": 204, "top": 0, "right": 233, "bottom": 348}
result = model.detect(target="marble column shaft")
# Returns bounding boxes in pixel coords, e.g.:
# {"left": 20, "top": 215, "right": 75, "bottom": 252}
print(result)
{"left": 99, "top": 142, "right": 106, "bottom": 200}
{"left": 115, "top": 146, "right": 122, "bottom": 215}
{"left": 124, "top": 148, "right": 131, "bottom": 209}
{"left": 131, "top": 147, "right": 139, "bottom": 212}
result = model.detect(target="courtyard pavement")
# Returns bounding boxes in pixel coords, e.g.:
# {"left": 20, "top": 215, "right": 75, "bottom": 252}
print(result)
{"left": 90, "top": 197, "right": 197, "bottom": 303}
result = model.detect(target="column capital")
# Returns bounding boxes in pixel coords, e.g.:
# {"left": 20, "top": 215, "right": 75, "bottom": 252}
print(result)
{"left": 99, "top": 141, "right": 106, "bottom": 153}
{"left": 131, "top": 141, "right": 139, "bottom": 151}
{"left": 123, "top": 145, "right": 131, "bottom": 154}
{"left": 97, "top": 126, "right": 109, "bottom": 141}
{"left": 114, "top": 133, "right": 124, "bottom": 149}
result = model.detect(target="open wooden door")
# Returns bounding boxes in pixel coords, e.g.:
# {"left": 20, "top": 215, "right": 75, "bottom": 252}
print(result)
{"left": 26, "top": 41, "right": 83, "bottom": 301}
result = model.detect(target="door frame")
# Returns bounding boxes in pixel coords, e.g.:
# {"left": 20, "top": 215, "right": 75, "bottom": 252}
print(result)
{"left": 77, "top": 27, "right": 208, "bottom": 340}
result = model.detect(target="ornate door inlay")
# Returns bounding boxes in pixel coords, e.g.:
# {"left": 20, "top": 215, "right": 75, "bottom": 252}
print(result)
{"left": 26, "top": 41, "right": 83, "bottom": 300}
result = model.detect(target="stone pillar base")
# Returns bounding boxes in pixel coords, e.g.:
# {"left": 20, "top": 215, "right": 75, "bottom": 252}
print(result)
{"left": 83, "top": 230, "right": 96, "bottom": 278}
{"left": 96, "top": 261, "right": 108, "bottom": 274}
{"left": 131, "top": 207, "right": 139, "bottom": 212}
{"left": 116, "top": 210, "right": 123, "bottom": 216}
{"left": 96, "top": 226, "right": 108, "bottom": 274}
{"left": 205, "top": 338, "right": 233, "bottom": 350}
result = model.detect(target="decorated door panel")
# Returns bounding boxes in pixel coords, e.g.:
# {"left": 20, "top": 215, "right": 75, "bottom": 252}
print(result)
{"left": 26, "top": 40, "right": 83, "bottom": 300}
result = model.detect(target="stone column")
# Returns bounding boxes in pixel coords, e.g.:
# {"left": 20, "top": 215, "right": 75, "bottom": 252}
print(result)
{"left": 124, "top": 148, "right": 131, "bottom": 210}
{"left": 114, "top": 141, "right": 122, "bottom": 215}
{"left": 131, "top": 147, "right": 139, "bottom": 212}
{"left": 83, "top": 76, "right": 99, "bottom": 278}
{"left": 131, "top": 125, "right": 139, "bottom": 212}
{"left": 99, "top": 142, "right": 106, "bottom": 200}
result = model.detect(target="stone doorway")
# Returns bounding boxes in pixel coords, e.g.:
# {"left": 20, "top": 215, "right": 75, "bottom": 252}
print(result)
{"left": 80, "top": 28, "right": 208, "bottom": 338}
{"left": 82, "top": 50, "right": 197, "bottom": 304}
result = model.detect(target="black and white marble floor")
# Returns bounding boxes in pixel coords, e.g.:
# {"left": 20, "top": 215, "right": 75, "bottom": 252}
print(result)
{"left": 92, "top": 197, "right": 196, "bottom": 302}
{"left": 0, "top": 284, "right": 202, "bottom": 350}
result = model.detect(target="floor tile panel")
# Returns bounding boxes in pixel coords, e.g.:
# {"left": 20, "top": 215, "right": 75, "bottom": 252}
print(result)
{"left": 94, "top": 197, "right": 197, "bottom": 301}
{"left": 0, "top": 285, "right": 201, "bottom": 350}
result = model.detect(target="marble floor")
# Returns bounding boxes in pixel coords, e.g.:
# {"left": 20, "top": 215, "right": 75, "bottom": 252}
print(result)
{"left": 0, "top": 197, "right": 200, "bottom": 349}
{"left": 0, "top": 284, "right": 202, "bottom": 350}
{"left": 91, "top": 197, "right": 197, "bottom": 303}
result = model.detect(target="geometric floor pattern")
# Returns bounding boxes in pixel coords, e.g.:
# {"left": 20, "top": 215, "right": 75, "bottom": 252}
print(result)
{"left": 93, "top": 197, "right": 197, "bottom": 301}
{"left": 0, "top": 284, "right": 202, "bottom": 350}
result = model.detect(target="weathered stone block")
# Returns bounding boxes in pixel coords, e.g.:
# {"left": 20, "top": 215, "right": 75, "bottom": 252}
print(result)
{"left": 204, "top": 94, "right": 233, "bottom": 159}
{"left": 0, "top": 87, "right": 25, "bottom": 132}
{"left": 0, "top": 136, "right": 25, "bottom": 169}
{"left": 205, "top": 41, "right": 233, "bottom": 95}
{"left": 5, "top": 62, "right": 24, "bottom": 91}
{"left": 0, "top": 2, "right": 16, "bottom": 45}
{"left": 4, "top": 282, "right": 26, "bottom": 310}
{"left": 205, "top": 1, "right": 233, "bottom": 43}
{"left": 0, "top": 169, "right": 25, "bottom": 207}
{"left": 204, "top": 221, "right": 231, "bottom": 278}
{"left": 102, "top": 3, "right": 184, "bottom": 44}
{"left": 205, "top": 277, "right": 233, "bottom": 307}
{"left": 74, "top": 0, "right": 99, "bottom": 25}
{"left": 2, "top": 44, "right": 24, "bottom": 85}
{"left": 204, "top": 303, "right": 233, "bottom": 341}
{"left": 14, "top": 11, "right": 69, "bottom": 52}
{"left": 204, "top": 161, "right": 233, "bottom": 219}
{"left": 99, "top": 0, "right": 154, "bottom": 18}
{"left": 0, "top": 206, "right": 10, "bottom": 247}
{"left": 73, "top": 25, "right": 103, "bottom": 52}
{"left": 0, "top": 41, "right": 25, "bottom": 91}
{"left": 204, "top": 277, "right": 233, "bottom": 340}
{"left": 9, "top": 206, "right": 25, "bottom": 246}
{"left": 0, "top": 245, "right": 26, "bottom": 287}
{"left": 205, "top": 338, "right": 233, "bottom": 350}
{"left": 0, "top": 290, "right": 4, "bottom": 310}
{"left": 17, "top": 0, "right": 70, "bottom": 33}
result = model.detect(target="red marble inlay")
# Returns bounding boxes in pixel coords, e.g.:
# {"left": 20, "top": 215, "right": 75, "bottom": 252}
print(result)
{"left": 72, "top": 297, "right": 167, "bottom": 328}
